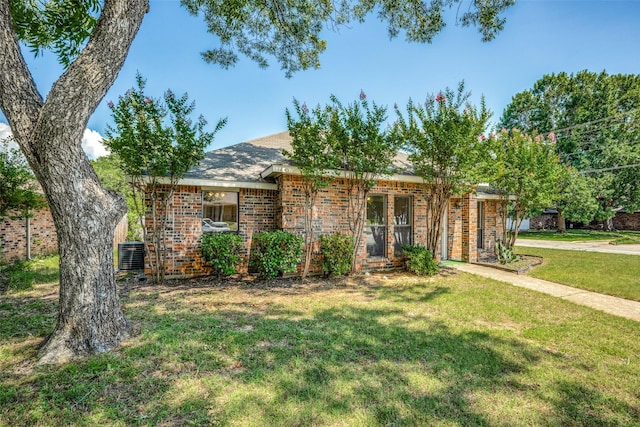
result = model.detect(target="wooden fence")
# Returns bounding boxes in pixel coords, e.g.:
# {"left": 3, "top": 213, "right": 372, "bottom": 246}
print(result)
{"left": 114, "top": 214, "right": 128, "bottom": 247}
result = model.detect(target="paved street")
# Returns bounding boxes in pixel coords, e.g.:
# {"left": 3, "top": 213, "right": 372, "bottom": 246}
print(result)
{"left": 516, "top": 239, "right": 640, "bottom": 256}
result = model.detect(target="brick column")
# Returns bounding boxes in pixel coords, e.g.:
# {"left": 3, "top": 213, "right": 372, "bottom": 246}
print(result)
{"left": 461, "top": 193, "right": 478, "bottom": 263}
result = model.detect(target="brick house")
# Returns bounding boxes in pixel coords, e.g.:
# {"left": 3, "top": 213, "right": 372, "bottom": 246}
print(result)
{"left": 145, "top": 132, "right": 504, "bottom": 277}
{"left": 0, "top": 208, "right": 58, "bottom": 262}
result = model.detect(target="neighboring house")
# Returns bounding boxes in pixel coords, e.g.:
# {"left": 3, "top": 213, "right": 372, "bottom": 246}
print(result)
{"left": 0, "top": 207, "right": 57, "bottom": 262}
{"left": 144, "top": 132, "right": 504, "bottom": 278}
{"left": 530, "top": 209, "right": 640, "bottom": 231}
{"left": 1, "top": 207, "right": 127, "bottom": 263}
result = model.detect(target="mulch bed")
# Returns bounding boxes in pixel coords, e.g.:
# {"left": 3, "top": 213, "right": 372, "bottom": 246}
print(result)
{"left": 474, "top": 255, "right": 544, "bottom": 275}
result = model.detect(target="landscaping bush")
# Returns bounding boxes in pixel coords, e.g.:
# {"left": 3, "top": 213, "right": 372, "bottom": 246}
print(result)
{"left": 320, "top": 233, "right": 354, "bottom": 276}
{"left": 201, "top": 232, "right": 244, "bottom": 277}
{"left": 402, "top": 245, "right": 439, "bottom": 276}
{"left": 495, "top": 240, "right": 520, "bottom": 264}
{"left": 249, "top": 230, "right": 303, "bottom": 279}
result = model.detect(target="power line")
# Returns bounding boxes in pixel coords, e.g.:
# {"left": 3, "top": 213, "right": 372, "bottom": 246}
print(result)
{"left": 582, "top": 163, "right": 640, "bottom": 174}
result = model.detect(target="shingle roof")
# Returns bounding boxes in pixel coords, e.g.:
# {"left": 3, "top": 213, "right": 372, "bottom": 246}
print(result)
{"left": 184, "top": 131, "right": 294, "bottom": 183}
{"left": 185, "top": 131, "right": 414, "bottom": 183}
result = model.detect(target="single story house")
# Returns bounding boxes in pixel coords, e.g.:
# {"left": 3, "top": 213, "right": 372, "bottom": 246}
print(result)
{"left": 144, "top": 132, "right": 505, "bottom": 277}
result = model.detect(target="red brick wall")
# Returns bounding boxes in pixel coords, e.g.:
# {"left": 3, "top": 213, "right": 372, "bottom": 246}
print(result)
{"left": 0, "top": 208, "right": 58, "bottom": 262}
{"left": 147, "top": 177, "right": 501, "bottom": 278}
{"left": 145, "top": 185, "right": 278, "bottom": 277}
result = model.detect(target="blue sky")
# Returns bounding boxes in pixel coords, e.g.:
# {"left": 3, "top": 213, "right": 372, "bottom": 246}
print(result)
{"left": 2, "top": 0, "right": 640, "bottom": 157}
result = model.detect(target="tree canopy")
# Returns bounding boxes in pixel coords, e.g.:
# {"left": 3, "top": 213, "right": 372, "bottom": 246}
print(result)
{"left": 499, "top": 71, "right": 640, "bottom": 228}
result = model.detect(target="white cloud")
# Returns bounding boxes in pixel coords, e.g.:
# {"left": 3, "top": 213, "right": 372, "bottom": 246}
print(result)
{"left": 0, "top": 122, "right": 109, "bottom": 159}
{"left": 81, "top": 128, "right": 110, "bottom": 159}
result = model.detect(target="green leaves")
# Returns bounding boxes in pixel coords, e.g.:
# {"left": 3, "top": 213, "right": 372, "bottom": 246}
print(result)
{"left": 183, "top": 0, "right": 513, "bottom": 77}
{"left": 10, "top": 0, "right": 101, "bottom": 67}
{"left": 0, "top": 138, "right": 46, "bottom": 220}
{"left": 104, "top": 72, "right": 226, "bottom": 183}
{"left": 393, "top": 81, "right": 491, "bottom": 194}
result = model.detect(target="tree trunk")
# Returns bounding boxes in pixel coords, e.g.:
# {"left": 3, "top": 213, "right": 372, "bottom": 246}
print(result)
{"left": 0, "top": 0, "right": 149, "bottom": 364}
{"left": 557, "top": 210, "right": 566, "bottom": 233}
{"left": 604, "top": 217, "right": 615, "bottom": 232}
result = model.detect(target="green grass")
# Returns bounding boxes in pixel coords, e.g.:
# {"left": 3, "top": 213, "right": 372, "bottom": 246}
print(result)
{"left": 0, "top": 256, "right": 59, "bottom": 292}
{"left": 610, "top": 235, "right": 640, "bottom": 245}
{"left": 1, "top": 272, "right": 639, "bottom": 426}
{"left": 518, "top": 229, "right": 640, "bottom": 242}
{"left": 517, "top": 246, "right": 640, "bottom": 302}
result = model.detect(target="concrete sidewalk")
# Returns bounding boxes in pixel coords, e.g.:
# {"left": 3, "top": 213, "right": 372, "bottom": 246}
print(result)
{"left": 450, "top": 263, "right": 640, "bottom": 322}
{"left": 517, "top": 239, "right": 640, "bottom": 255}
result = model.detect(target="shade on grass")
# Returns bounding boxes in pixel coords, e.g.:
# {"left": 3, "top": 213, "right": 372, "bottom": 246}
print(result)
{"left": 517, "top": 246, "right": 640, "bottom": 302}
{"left": 1, "top": 269, "right": 639, "bottom": 426}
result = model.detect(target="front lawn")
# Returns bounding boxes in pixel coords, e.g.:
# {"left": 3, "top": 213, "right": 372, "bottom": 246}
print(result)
{"left": 1, "top": 271, "right": 639, "bottom": 426}
{"left": 518, "top": 229, "right": 640, "bottom": 242}
{"left": 517, "top": 246, "right": 640, "bottom": 302}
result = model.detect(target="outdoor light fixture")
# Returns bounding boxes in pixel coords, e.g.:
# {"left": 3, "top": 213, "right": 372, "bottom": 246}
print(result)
{"left": 204, "top": 191, "right": 226, "bottom": 203}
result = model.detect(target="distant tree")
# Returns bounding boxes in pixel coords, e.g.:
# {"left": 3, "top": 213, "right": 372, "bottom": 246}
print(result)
{"left": 327, "top": 92, "right": 399, "bottom": 271}
{"left": 0, "top": 0, "right": 513, "bottom": 363}
{"left": 393, "top": 82, "right": 491, "bottom": 256}
{"left": 105, "top": 73, "right": 225, "bottom": 283}
{"left": 0, "top": 138, "right": 46, "bottom": 221}
{"left": 556, "top": 167, "right": 599, "bottom": 232}
{"left": 500, "top": 71, "right": 640, "bottom": 231}
{"left": 283, "top": 99, "right": 335, "bottom": 279}
{"left": 489, "top": 129, "right": 563, "bottom": 254}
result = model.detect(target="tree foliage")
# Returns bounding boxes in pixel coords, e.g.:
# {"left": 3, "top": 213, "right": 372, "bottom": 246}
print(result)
{"left": 488, "top": 129, "right": 563, "bottom": 250}
{"left": 393, "top": 82, "right": 491, "bottom": 256}
{"left": 104, "top": 73, "right": 226, "bottom": 283}
{"left": 327, "top": 92, "right": 399, "bottom": 271}
{"left": 182, "top": 0, "right": 514, "bottom": 77}
{"left": 283, "top": 99, "right": 334, "bottom": 278}
{"left": 0, "top": 138, "right": 46, "bottom": 220}
{"left": 500, "top": 71, "right": 640, "bottom": 229}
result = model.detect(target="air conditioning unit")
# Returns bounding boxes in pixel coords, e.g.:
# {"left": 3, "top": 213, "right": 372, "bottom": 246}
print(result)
{"left": 118, "top": 242, "right": 145, "bottom": 271}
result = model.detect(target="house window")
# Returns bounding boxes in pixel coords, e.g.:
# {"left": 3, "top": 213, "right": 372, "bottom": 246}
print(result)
{"left": 477, "top": 201, "right": 485, "bottom": 249}
{"left": 365, "top": 195, "right": 386, "bottom": 257}
{"left": 393, "top": 196, "right": 412, "bottom": 257}
{"left": 202, "top": 191, "right": 238, "bottom": 233}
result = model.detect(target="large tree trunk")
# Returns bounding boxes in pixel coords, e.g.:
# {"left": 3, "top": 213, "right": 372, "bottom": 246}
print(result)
{"left": 0, "top": 0, "right": 149, "bottom": 364}
{"left": 557, "top": 210, "right": 566, "bottom": 233}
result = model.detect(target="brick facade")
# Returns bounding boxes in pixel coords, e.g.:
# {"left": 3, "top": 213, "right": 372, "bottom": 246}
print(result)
{"left": 0, "top": 208, "right": 58, "bottom": 262}
{"left": 146, "top": 176, "right": 503, "bottom": 278}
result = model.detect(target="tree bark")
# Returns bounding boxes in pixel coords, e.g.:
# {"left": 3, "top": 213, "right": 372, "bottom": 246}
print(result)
{"left": 0, "top": 0, "right": 149, "bottom": 364}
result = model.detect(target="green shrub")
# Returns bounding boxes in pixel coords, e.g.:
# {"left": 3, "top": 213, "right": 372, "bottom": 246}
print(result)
{"left": 249, "top": 230, "right": 303, "bottom": 279}
{"left": 402, "top": 245, "right": 439, "bottom": 276}
{"left": 201, "top": 232, "right": 244, "bottom": 277}
{"left": 495, "top": 240, "right": 520, "bottom": 264}
{"left": 319, "top": 233, "right": 354, "bottom": 276}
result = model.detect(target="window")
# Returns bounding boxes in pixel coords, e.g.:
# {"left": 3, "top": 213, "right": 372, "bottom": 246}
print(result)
{"left": 365, "top": 195, "right": 386, "bottom": 257}
{"left": 202, "top": 191, "right": 238, "bottom": 233}
{"left": 393, "top": 196, "right": 412, "bottom": 257}
{"left": 477, "top": 201, "right": 485, "bottom": 249}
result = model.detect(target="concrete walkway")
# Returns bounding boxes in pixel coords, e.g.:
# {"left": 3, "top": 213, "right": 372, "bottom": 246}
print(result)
{"left": 517, "top": 239, "right": 640, "bottom": 255}
{"left": 450, "top": 263, "right": 640, "bottom": 322}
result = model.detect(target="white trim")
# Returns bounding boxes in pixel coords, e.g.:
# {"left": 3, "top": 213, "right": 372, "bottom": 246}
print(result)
{"left": 140, "top": 176, "right": 278, "bottom": 191}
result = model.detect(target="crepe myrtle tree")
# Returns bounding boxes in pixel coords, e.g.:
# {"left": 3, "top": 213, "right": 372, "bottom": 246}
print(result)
{"left": 327, "top": 91, "right": 399, "bottom": 271}
{"left": 488, "top": 128, "right": 564, "bottom": 253}
{"left": 283, "top": 99, "right": 335, "bottom": 279}
{"left": 392, "top": 82, "right": 491, "bottom": 257}
{"left": 105, "top": 73, "right": 225, "bottom": 284}
{"left": 0, "top": 0, "right": 513, "bottom": 363}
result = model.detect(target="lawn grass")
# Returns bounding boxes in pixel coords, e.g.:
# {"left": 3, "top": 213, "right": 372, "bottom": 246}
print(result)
{"left": 518, "top": 229, "right": 640, "bottom": 242}
{"left": 517, "top": 246, "right": 640, "bottom": 302}
{"left": 1, "top": 271, "right": 639, "bottom": 426}
{"left": 0, "top": 256, "right": 60, "bottom": 292}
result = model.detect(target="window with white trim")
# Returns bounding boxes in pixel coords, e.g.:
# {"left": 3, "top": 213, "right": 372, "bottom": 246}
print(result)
{"left": 393, "top": 196, "right": 412, "bottom": 257}
{"left": 202, "top": 191, "right": 238, "bottom": 233}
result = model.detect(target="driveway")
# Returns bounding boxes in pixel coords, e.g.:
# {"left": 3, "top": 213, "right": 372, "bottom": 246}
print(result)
{"left": 516, "top": 239, "right": 640, "bottom": 256}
